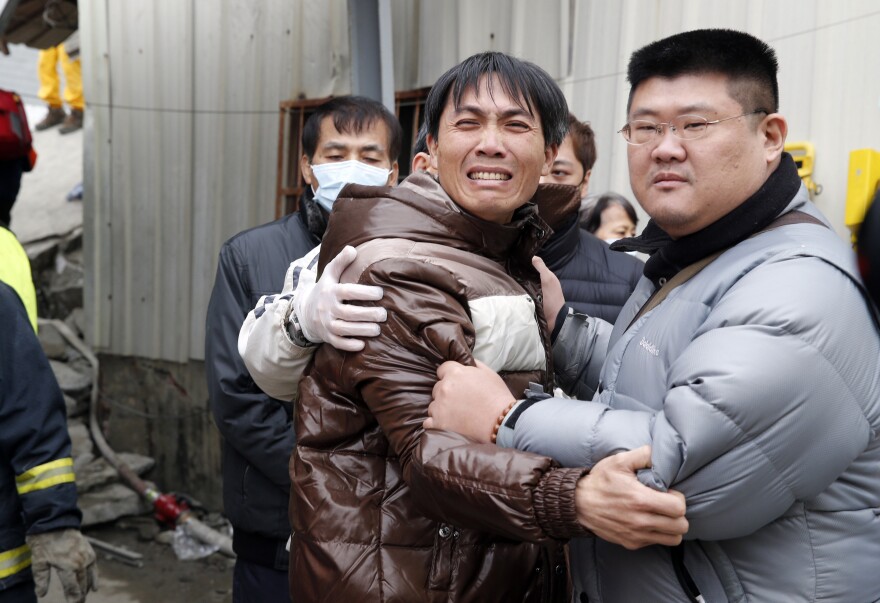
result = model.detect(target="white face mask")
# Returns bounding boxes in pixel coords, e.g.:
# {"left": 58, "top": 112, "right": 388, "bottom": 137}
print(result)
{"left": 603, "top": 238, "right": 619, "bottom": 246}
{"left": 309, "top": 160, "right": 391, "bottom": 211}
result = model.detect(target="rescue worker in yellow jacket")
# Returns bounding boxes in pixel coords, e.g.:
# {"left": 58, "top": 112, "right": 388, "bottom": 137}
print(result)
{"left": 0, "top": 225, "right": 37, "bottom": 331}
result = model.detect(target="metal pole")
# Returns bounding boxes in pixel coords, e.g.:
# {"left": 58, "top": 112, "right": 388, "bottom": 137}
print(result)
{"left": 347, "top": 0, "right": 395, "bottom": 113}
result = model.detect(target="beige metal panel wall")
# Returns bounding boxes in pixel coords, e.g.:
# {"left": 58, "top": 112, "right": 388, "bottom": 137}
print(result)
{"left": 82, "top": 0, "right": 351, "bottom": 361}
{"left": 80, "top": 0, "right": 111, "bottom": 354}
{"left": 187, "top": 0, "right": 350, "bottom": 361}
{"left": 81, "top": 0, "right": 197, "bottom": 361}
{"left": 391, "top": 0, "right": 421, "bottom": 89}
{"left": 796, "top": 0, "right": 880, "bottom": 239}
{"left": 412, "top": 0, "right": 568, "bottom": 87}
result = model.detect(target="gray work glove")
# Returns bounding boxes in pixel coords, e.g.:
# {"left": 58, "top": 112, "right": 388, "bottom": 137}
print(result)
{"left": 26, "top": 529, "right": 98, "bottom": 602}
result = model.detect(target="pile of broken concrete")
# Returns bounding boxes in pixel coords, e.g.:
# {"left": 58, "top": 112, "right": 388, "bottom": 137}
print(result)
{"left": 29, "top": 226, "right": 154, "bottom": 527}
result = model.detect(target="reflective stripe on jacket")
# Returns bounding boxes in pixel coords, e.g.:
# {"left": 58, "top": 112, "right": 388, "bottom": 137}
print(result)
{"left": 0, "top": 283, "right": 80, "bottom": 591}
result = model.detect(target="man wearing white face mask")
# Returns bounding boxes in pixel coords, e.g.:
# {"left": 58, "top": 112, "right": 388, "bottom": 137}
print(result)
{"left": 205, "top": 96, "right": 401, "bottom": 603}
{"left": 309, "top": 159, "right": 394, "bottom": 212}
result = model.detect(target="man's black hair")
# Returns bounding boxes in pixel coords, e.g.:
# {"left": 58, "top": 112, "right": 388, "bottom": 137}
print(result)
{"left": 424, "top": 51, "right": 568, "bottom": 148}
{"left": 302, "top": 95, "right": 403, "bottom": 162}
{"left": 626, "top": 29, "right": 779, "bottom": 115}
{"left": 412, "top": 122, "right": 429, "bottom": 156}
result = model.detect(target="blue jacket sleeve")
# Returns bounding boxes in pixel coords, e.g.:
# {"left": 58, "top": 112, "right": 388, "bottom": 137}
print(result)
{"left": 0, "top": 283, "right": 80, "bottom": 535}
{"left": 507, "top": 258, "right": 880, "bottom": 541}
{"left": 205, "top": 243, "right": 295, "bottom": 490}
{"left": 551, "top": 309, "right": 612, "bottom": 399}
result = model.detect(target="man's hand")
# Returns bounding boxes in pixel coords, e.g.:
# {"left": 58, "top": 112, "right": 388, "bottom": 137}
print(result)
{"left": 294, "top": 245, "right": 387, "bottom": 352}
{"left": 575, "top": 446, "right": 688, "bottom": 550}
{"left": 533, "top": 256, "right": 564, "bottom": 328}
{"left": 424, "top": 360, "right": 514, "bottom": 442}
{"left": 26, "top": 529, "right": 98, "bottom": 603}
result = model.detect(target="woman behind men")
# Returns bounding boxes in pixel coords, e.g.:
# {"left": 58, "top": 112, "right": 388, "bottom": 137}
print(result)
{"left": 580, "top": 192, "right": 639, "bottom": 244}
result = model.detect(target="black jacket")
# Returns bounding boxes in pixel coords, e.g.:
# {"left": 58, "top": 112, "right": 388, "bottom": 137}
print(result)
{"left": 0, "top": 283, "right": 80, "bottom": 592}
{"left": 205, "top": 193, "right": 325, "bottom": 569}
{"left": 537, "top": 185, "right": 643, "bottom": 324}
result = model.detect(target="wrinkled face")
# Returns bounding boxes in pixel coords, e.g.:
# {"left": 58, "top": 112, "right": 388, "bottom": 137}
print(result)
{"left": 594, "top": 204, "right": 636, "bottom": 240}
{"left": 540, "top": 134, "right": 590, "bottom": 198}
{"left": 428, "top": 75, "right": 556, "bottom": 224}
{"left": 301, "top": 116, "right": 398, "bottom": 186}
{"left": 626, "top": 73, "right": 783, "bottom": 238}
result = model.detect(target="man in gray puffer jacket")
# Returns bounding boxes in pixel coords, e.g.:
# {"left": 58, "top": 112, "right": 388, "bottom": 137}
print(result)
{"left": 427, "top": 29, "right": 880, "bottom": 602}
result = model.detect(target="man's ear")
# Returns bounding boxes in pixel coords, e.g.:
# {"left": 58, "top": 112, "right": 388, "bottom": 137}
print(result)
{"left": 579, "top": 169, "right": 592, "bottom": 199}
{"left": 427, "top": 134, "right": 439, "bottom": 172}
{"left": 301, "top": 155, "right": 314, "bottom": 186}
{"left": 542, "top": 144, "right": 559, "bottom": 176}
{"left": 386, "top": 161, "right": 399, "bottom": 185}
{"left": 762, "top": 113, "right": 788, "bottom": 164}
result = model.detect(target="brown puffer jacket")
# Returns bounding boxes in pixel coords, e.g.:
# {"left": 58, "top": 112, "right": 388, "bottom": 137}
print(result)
{"left": 290, "top": 173, "right": 588, "bottom": 602}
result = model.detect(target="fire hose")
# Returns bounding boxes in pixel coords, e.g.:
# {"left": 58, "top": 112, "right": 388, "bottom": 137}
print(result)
{"left": 41, "top": 318, "right": 235, "bottom": 558}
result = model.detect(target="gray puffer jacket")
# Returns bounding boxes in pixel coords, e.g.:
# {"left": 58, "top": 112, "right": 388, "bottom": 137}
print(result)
{"left": 503, "top": 188, "right": 880, "bottom": 602}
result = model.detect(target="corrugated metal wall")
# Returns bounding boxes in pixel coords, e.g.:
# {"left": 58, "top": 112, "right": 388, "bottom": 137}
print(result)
{"left": 82, "top": 0, "right": 880, "bottom": 362}
{"left": 81, "top": 0, "right": 351, "bottom": 361}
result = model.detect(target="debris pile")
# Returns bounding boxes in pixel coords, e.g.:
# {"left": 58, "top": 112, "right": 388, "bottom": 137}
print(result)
{"left": 29, "top": 226, "right": 155, "bottom": 525}
{"left": 28, "top": 226, "right": 234, "bottom": 560}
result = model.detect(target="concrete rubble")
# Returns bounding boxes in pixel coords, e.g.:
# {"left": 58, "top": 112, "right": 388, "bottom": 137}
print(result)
{"left": 31, "top": 228, "right": 155, "bottom": 526}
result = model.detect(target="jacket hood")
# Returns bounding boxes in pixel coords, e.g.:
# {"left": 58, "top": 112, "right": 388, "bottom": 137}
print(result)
{"left": 534, "top": 183, "right": 583, "bottom": 270}
{"left": 534, "top": 183, "right": 582, "bottom": 232}
{"left": 318, "top": 171, "right": 554, "bottom": 272}
{"left": 298, "top": 186, "right": 329, "bottom": 240}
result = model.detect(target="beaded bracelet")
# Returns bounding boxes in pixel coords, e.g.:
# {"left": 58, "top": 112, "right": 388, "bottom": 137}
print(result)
{"left": 490, "top": 399, "right": 518, "bottom": 444}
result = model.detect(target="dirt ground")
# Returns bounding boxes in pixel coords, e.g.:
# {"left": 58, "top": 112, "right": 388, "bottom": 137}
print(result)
{"left": 42, "top": 520, "right": 234, "bottom": 603}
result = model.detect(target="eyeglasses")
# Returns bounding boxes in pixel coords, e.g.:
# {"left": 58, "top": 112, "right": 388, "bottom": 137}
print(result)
{"left": 618, "top": 110, "right": 768, "bottom": 145}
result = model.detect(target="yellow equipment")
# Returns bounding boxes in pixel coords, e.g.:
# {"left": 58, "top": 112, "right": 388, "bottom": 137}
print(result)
{"left": 845, "top": 148, "right": 880, "bottom": 245}
{"left": 784, "top": 141, "right": 822, "bottom": 198}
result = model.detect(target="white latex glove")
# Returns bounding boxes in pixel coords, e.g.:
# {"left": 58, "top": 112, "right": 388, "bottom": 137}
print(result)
{"left": 27, "top": 528, "right": 98, "bottom": 603}
{"left": 293, "top": 245, "right": 387, "bottom": 352}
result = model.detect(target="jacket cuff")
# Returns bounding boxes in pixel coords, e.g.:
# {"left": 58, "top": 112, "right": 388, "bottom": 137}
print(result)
{"left": 550, "top": 305, "right": 572, "bottom": 344}
{"left": 494, "top": 401, "right": 521, "bottom": 448}
{"left": 283, "top": 303, "right": 315, "bottom": 348}
{"left": 534, "top": 467, "right": 590, "bottom": 540}
{"left": 497, "top": 383, "right": 553, "bottom": 448}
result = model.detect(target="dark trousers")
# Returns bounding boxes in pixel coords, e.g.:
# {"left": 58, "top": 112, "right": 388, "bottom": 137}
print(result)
{"left": 232, "top": 557, "right": 290, "bottom": 603}
{"left": 0, "top": 580, "right": 37, "bottom": 603}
